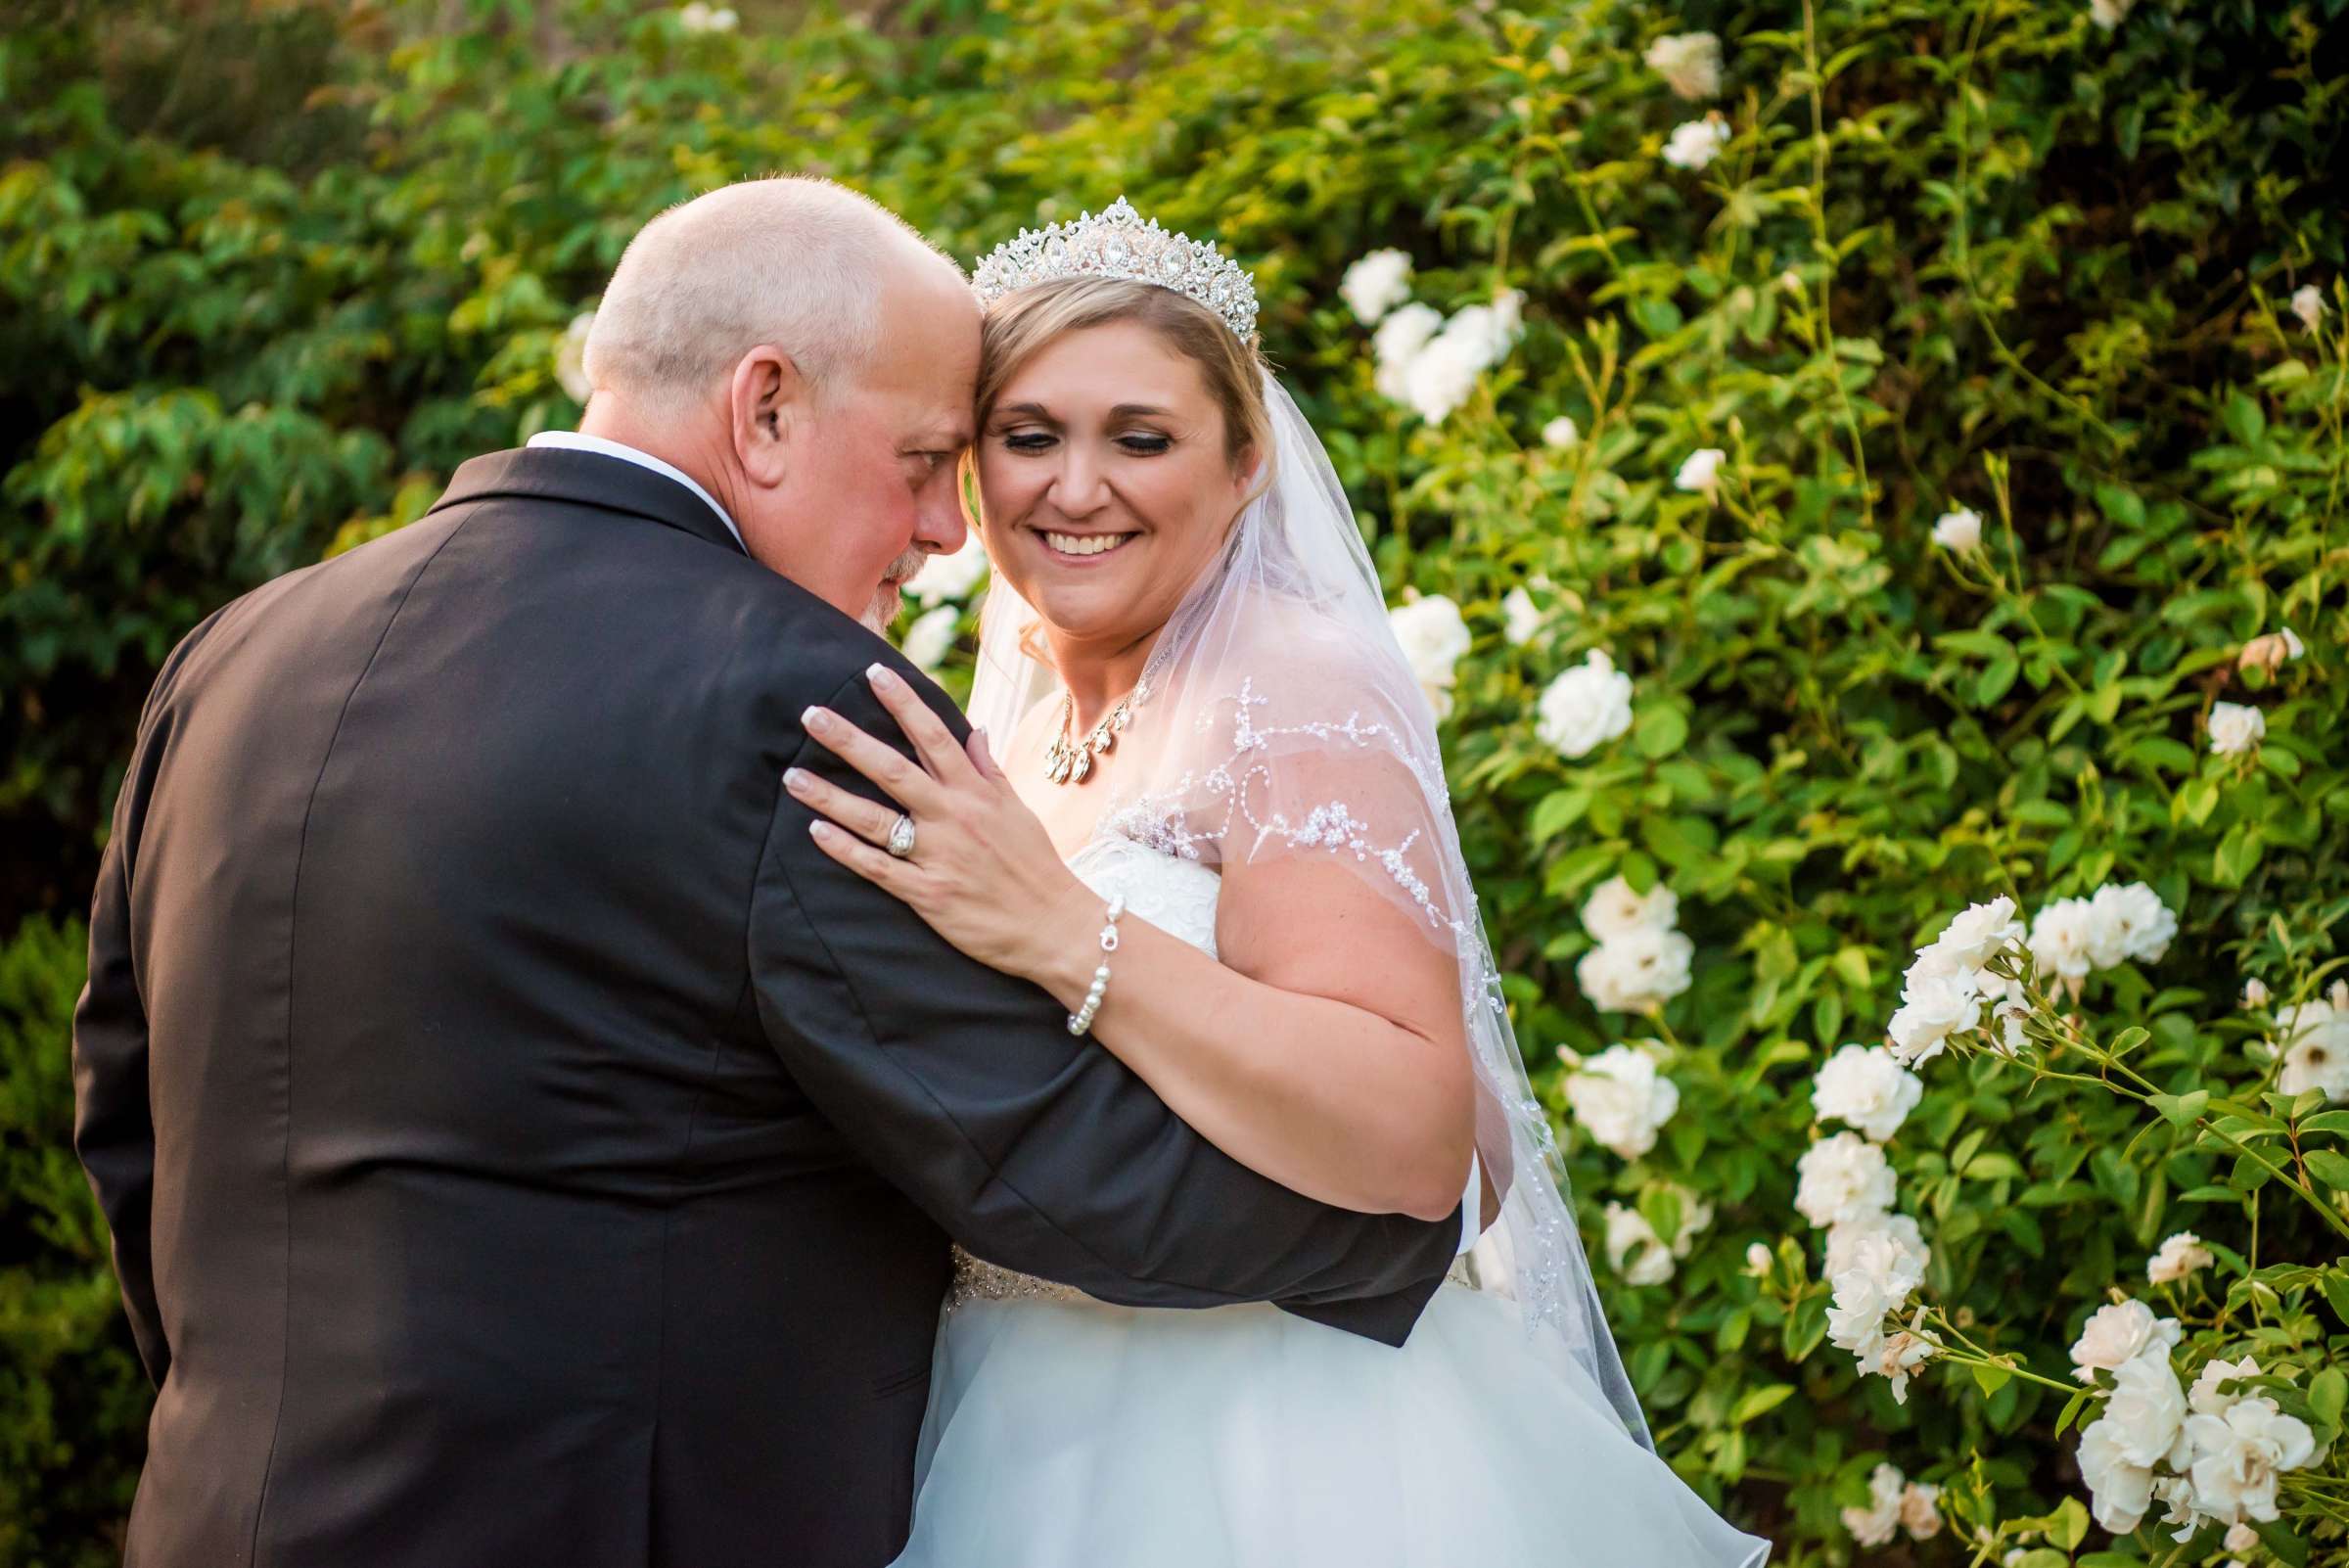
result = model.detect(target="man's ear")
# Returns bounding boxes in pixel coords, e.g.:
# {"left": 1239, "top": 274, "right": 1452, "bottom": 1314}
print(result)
{"left": 730, "top": 346, "right": 805, "bottom": 487}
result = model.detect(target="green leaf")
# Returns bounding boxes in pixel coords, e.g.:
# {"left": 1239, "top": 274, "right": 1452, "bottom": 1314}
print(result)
{"left": 2304, "top": 1149, "right": 2349, "bottom": 1191}
{"left": 2324, "top": 1270, "right": 2349, "bottom": 1330}
{"left": 1728, "top": 1383, "right": 1795, "bottom": 1424}
{"left": 2310, "top": 1367, "right": 2346, "bottom": 1428}
{"left": 1965, "top": 1152, "right": 2025, "bottom": 1181}
{"left": 2222, "top": 391, "right": 2268, "bottom": 446}
{"left": 2213, "top": 823, "right": 2265, "bottom": 886}
{"left": 2050, "top": 1496, "right": 2092, "bottom": 1551}
{"left": 2252, "top": 1517, "right": 2309, "bottom": 1567}
{"left": 2054, "top": 1385, "right": 2094, "bottom": 1437}
{"left": 2150, "top": 1089, "right": 2209, "bottom": 1127}
{"left": 1635, "top": 704, "right": 1688, "bottom": 760}
{"left": 1528, "top": 788, "right": 1592, "bottom": 848}
{"left": 1974, "top": 652, "right": 2020, "bottom": 706}
{"left": 1970, "top": 1360, "right": 2012, "bottom": 1398}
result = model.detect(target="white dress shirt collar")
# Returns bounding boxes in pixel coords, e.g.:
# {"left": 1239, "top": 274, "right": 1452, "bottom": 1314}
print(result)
{"left": 526, "top": 431, "right": 744, "bottom": 550}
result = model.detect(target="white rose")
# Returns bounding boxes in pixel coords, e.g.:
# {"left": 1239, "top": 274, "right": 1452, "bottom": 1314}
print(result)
{"left": 2292, "top": 284, "right": 2328, "bottom": 333}
{"left": 2277, "top": 1000, "right": 2349, "bottom": 1102}
{"left": 2242, "top": 977, "right": 2271, "bottom": 1009}
{"left": 2189, "top": 1354, "right": 2264, "bottom": 1418}
{"left": 1664, "top": 1184, "right": 1714, "bottom": 1254}
{"left": 1562, "top": 1043, "right": 1681, "bottom": 1159}
{"left": 1795, "top": 1131, "right": 1896, "bottom": 1228}
{"left": 2027, "top": 897, "right": 2100, "bottom": 981}
{"left": 1402, "top": 330, "right": 1484, "bottom": 424}
{"left": 1811, "top": 1044, "right": 1924, "bottom": 1142}
{"left": 1581, "top": 874, "right": 1679, "bottom": 942}
{"left": 2090, "top": 881, "right": 2177, "bottom": 966}
{"left": 2078, "top": 1415, "right": 2155, "bottom": 1534}
{"left": 2106, "top": 1350, "right": 2189, "bottom": 1467}
{"left": 1887, "top": 970, "right": 1981, "bottom": 1067}
{"left": 1574, "top": 926, "right": 1693, "bottom": 1013}
{"left": 1439, "top": 302, "right": 1510, "bottom": 370}
{"left": 2089, "top": 0, "right": 2134, "bottom": 27}
{"left": 555, "top": 311, "right": 596, "bottom": 403}
{"left": 2150, "top": 1471, "right": 2210, "bottom": 1545}
{"left": 1900, "top": 1479, "right": 1944, "bottom": 1539}
{"left": 1388, "top": 594, "right": 1472, "bottom": 720}
{"left": 905, "top": 534, "right": 989, "bottom": 604}
{"left": 2070, "top": 1299, "right": 2184, "bottom": 1383}
{"left": 1602, "top": 1202, "right": 1675, "bottom": 1285}
{"left": 898, "top": 605, "right": 960, "bottom": 672}
{"left": 1536, "top": 649, "right": 1635, "bottom": 758}
{"left": 2226, "top": 1522, "right": 2261, "bottom": 1553}
{"left": 1931, "top": 507, "right": 1983, "bottom": 551}
{"left": 1826, "top": 1226, "right": 1926, "bottom": 1362}
{"left": 1371, "top": 302, "right": 1445, "bottom": 401}
{"left": 1501, "top": 586, "right": 1542, "bottom": 647}
{"left": 2185, "top": 1398, "right": 2318, "bottom": 1525}
{"left": 1825, "top": 1210, "right": 1929, "bottom": 1284}
{"left": 1662, "top": 114, "right": 1731, "bottom": 171}
{"left": 677, "top": 1, "right": 739, "bottom": 32}
{"left": 1674, "top": 445, "right": 1726, "bottom": 498}
{"left": 1339, "top": 249, "right": 1414, "bottom": 326}
{"left": 1643, "top": 31, "right": 1723, "bottom": 100}
{"left": 2208, "top": 701, "right": 2266, "bottom": 757}
{"left": 1841, "top": 1463, "right": 1906, "bottom": 1548}
{"left": 2147, "top": 1230, "right": 2215, "bottom": 1286}
{"left": 1917, "top": 897, "right": 2025, "bottom": 975}
{"left": 1744, "top": 1241, "right": 1774, "bottom": 1276}
{"left": 1541, "top": 414, "right": 1580, "bottom": 449}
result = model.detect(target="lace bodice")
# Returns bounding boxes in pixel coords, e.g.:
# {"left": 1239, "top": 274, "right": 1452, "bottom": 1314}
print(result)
{"left": 946, "top": 835, "right": 1223, "bottom": 1310}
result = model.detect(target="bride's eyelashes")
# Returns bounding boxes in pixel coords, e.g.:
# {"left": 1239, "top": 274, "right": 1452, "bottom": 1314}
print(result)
{"left": 995, "top": 430, "right": 1174, "bottom": 456}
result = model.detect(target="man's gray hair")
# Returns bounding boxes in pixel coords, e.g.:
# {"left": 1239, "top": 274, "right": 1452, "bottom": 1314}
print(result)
{"left": 583, "top": 176, "right": 962, "bottom": 407}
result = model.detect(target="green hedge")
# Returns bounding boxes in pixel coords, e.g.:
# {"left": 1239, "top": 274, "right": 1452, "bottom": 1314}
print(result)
{"left": 4, "top": 0, "right": 2345, "bottom": 1560}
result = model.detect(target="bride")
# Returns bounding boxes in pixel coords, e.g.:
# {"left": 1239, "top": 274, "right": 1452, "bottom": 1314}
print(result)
{"left": 786, "top": 199, "right": 1771, "bottom": 1567}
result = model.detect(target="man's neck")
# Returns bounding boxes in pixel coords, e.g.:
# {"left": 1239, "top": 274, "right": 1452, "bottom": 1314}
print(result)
{"left": 577, "top": 398, "right": 749, "bottom": 532}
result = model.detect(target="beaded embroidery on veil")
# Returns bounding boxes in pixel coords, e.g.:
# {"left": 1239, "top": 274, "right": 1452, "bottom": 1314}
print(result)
{"left": 965, "top": 371, "right": 1655, "bottom": 1454}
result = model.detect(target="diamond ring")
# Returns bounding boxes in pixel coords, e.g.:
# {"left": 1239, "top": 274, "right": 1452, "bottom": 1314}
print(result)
{"left": 886, "top": 813, "right": 917, "bottom": 859}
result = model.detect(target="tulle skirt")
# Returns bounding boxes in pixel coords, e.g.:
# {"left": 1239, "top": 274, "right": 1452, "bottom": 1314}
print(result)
{"left": 888, "top": 1280, "right": 1772, "bottom": 1567}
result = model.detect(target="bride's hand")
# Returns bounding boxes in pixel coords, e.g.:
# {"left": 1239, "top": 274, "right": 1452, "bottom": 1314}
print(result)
{"left": 788, "top": 663, "right": 1096, "bottom": 981}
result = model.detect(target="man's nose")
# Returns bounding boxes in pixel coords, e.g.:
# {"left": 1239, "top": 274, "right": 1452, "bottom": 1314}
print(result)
{"left": 912, "top": 469, "right": 969, "bottom": 556}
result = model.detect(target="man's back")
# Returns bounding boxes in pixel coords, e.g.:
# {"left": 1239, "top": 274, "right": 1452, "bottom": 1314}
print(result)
{"left": 95, "top": 451, "right": 947, "bottom": 1565}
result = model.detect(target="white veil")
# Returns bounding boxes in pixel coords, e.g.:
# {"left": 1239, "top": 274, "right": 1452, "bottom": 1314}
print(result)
{"left": 969, "top": 370, "right": 1655, "bottom": 1453}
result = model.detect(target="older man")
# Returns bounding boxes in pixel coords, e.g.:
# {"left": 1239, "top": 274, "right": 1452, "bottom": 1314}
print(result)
{"left": 71, "top": 177, "right": 1461, "bottom": 1568}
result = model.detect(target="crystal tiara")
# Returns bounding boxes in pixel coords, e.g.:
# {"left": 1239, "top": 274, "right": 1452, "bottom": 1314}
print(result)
{"left": 969, "top": 197, "right": 1260, "bottom": 341}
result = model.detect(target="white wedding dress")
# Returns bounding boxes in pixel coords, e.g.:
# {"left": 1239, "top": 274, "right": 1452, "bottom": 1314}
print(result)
{"left": 887, "top": 832, "right": 1772, "bottom": 1568}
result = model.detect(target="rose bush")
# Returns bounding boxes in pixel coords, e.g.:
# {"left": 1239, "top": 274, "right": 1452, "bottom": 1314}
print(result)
{"left": 3, "top": 0, "right": 2344, "bottom": 1561}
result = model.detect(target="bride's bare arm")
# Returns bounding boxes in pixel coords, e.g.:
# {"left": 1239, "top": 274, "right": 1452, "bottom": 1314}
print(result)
{"left": 791, "top": 666, "right": 1476, "bottom": 1223}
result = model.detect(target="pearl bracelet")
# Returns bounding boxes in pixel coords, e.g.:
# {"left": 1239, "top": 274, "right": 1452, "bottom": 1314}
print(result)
{"left": 1066, "top": 892, "right": 1127, "bottom": 1036}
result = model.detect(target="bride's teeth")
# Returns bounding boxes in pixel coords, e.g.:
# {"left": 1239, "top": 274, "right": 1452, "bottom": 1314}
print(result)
{"left": 1045, "top": 532, "right": 1130, "bottom": 557}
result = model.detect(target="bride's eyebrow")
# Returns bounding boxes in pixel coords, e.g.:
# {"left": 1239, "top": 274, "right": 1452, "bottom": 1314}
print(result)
{"left": 993, "top": 401, "right": 1059, "bottom": 425}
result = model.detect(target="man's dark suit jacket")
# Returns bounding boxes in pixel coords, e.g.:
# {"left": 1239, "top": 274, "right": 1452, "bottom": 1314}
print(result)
{"left": 69, "top": 447, "right": 1460, "bottom": 1568}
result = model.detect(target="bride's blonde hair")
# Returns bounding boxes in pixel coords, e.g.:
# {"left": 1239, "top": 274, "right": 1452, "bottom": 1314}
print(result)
{"left": 959, "top": 275, "right": 1278, "bottom": 532}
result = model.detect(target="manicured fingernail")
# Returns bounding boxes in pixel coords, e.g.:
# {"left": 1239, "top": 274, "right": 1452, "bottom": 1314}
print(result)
{"left": 803, "top": 706, "right": 833, "bottom": 735}
{"left": 783, "top": 766, "right": 810, "bottom": 793}
{"left": 809, "top": 820, "right": 834, "bottom": 841}
{"left": 867, "top": 663, "right": 903, "bottom": 692}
